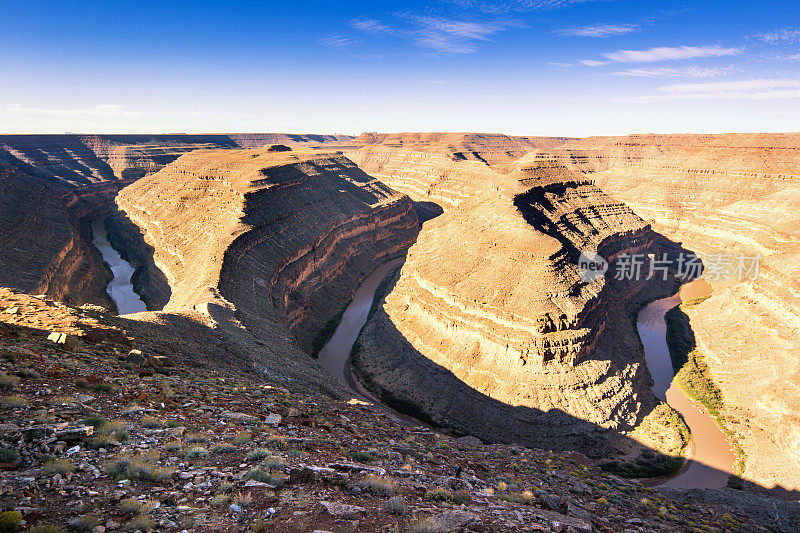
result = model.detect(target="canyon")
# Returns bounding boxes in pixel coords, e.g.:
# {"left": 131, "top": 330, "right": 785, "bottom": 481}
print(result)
{"left": 0, "top": 132, "right": 798, "bottom": 528}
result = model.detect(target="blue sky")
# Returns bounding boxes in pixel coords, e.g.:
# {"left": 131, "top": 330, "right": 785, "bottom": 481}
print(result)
{"left": 1, "top": 0, "right": 799, "bottom": 135}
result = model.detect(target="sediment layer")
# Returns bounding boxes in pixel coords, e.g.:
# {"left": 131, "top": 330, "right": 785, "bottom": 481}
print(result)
{"left": 116, "top": 147, "right": 420, "bottom": 355}
{"left": 351, "top": 144, "right": 683, "bottom": 455}
{"left": 550, "top": 133, "right": 800, "bottom": 493}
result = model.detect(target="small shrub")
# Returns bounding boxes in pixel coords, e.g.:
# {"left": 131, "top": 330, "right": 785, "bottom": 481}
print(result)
{"left": 233, "top": 490, "right": 253, "bottom": 508}
{"left": 498, "top": 490, "right": 533, "bottom": 505}
{"left": 218, "top": 482, "right": 233, "bottom": 493}
{"left": 42, "top": 458, "right": 76, "bottom": 476}
{"left": 140, "top": 416, "right": 163, "bottom": 429}
{"left": 0, "top": 446, "right": 20, "bottom": 464}
{"left": 212, "top": 443, "right": 238, "bottom": 455}
{"left": 15, "top": 367, "right": 39, "bottom": 379}
{"left": 105, "top": 451, "right": 173, "bottom": 483}
{"left": 358, "top": 474, "right": 395, "bottom": 496}
{"left": 251, "top": 519, "right": 270, "bottom": 533}
{"left": 383, "top": 495, "right": 407, "bottom": 515}
{"left": 28, "top": 525, "right": 67, "bottom": 533}
{"left": 424, "top": 487, "right": 471, "bottom": 505}
{"left": 0, "top": 510, "right": 22, "bottom": 532}
{"left": 232, "top": 431, "right": 251, "bottom": 444}
{"left": 263, "top": 456, "right": 285, "bottom": 472}
{"left": 183, "top": 446, "right": 209, "bottom": 459}
{"left": 246, "top": 448, "right": 270, "bottom": 462}
{"left": 351, "top": 450, "right": 376, "bottom": 463}
{"left": 1, "top": 395, "right": 26, "bottom": 408}
{"left": 266, "top": 436, "right": 287, "bottom": 450}
{"left": 0, "top": 373, "right": 18, "bottom": 390}
{"left": 164, "top": 440, "right": 182, "bottom": 453}
{"left": 121, "top": 515, "right": 155, "bottom": 533}
{"left": 66, "top": 515, "right": 98, "bottom": 532}
{"left": 210, "top": 494, "right": 229, "bottom": 507}
{"left": 82, "top": 414, "right": 108, "bottom": 428}
{"left": 74, "top": 378, "right": 90, "bottom": 389}
{"left": 184, "top": 432, "right": 208, "bottom": 443}
{"left": 118, "top": 497, "right": 145, "bottom": 514}
{"left": 92, "top": 383, "right": 114, "bottom": 393}
{"left": 245, "top": 468, "right": 285, "bottom": 487}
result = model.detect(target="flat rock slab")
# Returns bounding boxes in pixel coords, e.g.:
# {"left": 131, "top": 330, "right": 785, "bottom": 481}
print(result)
{"left": 221, "top": 411, "right": 259, "bottom": 424}
{"left": 263, "top": 413, "right": 281, "bottom": 427}
{"left": 318, "top": 501, "right": 365, "bottom": 519}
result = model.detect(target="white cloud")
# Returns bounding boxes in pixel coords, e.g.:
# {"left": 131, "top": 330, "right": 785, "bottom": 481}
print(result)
{"left": 555, "top": 24, "right": 638, "bottom": 38}
{"left": 756, "top": 27, "right": 800, "bottom": 44}
{"left": 613, "top": 66, "right": 735, "bottom": 78}
{"left": 319, "top": 35, "right": 360, "bottom": 48}
{"left": 661, "top": 79, "right": 800, "bottom": 93}
{"left": 2, "top": 104, "right": 142, "bottom": 118}
{"left": 602, "top": 45, "right": 741, "bottom": 63}
{"left": 349, "top": 15, "right": 520, "bottom": 54}
{"left": 618, "top": 78, "right": 800, "bottom": 102}
{"left": 453, "top": 0, "right": 600, "bottom": 14}
{"left": 578, "top": 59, "right": 610, "bottom": 67}
{"left": 350, "top": 18, "right": 395, "bottom": 34}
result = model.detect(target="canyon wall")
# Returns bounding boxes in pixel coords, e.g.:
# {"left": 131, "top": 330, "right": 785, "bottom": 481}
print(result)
{"left": 549, "top": 134, "right": 800, "bottom": 494}
{"left": 0, "top": 134, "right": 352, "bottom": 309}
{"left": 349, "top": 139, "right": 686, "bottom": 459}
{"left": 116, "top": 146, "right": 419, "bottom": 356}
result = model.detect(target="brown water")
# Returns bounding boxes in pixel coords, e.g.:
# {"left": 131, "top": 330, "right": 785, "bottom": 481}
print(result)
{"left": 92, "top": 219, "right": 147, "bottom": 315}
{"left": 637, "top": 279, "right": 735, "bottom": 488}
{"left": 317, "top": 258, "right": 405, "bottom": 389}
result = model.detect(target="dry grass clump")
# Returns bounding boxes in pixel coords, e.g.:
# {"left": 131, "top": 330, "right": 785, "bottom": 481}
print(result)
{"left": 357, "top": 474, "right": 395, "bottom": 496}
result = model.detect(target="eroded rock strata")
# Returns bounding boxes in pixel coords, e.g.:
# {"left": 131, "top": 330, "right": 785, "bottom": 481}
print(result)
{"left": 116, "top": 147, "right": 419, "bottom": 355}
{"left": 351, "top": 147, "right": 686, "bottom": 458}
{"left": 0, "top": 134, "right": 352, "bottom": 310}
{"left": 547, "top": 134, "right": 800, "bottom": 494}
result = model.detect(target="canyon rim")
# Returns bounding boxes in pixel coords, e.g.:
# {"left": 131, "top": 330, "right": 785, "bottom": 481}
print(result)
{"left": 2, "top": 1, "right": 800, "bottom": 531}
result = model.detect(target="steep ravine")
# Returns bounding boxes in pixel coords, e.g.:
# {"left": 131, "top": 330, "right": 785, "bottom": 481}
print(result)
{"left": 115, "top": 146, "right": 420, "bottom": 365}
{"left": 350, "top": 153, "right": 692, "bottom": 466}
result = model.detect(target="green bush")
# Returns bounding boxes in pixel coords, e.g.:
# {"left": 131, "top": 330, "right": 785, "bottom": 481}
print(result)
{"left": 0, "top": 511, "right": 22, "bottom": 532}
{"left": 424, "top": 487, "right": 471, "bottom": 505}
{"left": 383, "top": 495, "right": 407, "bottom": 515}
{"left": 121, "top": 515, "right": 155, "bottom": 533}
{"left": 357, "top": 474, "right": 395, "bottom": 496}
{"left": 42, "top": 458, "right": 76, "bottom": 476}
{"left": 0, "top": 446, "right": 20, "bottom": 464}
{"left": 246, "top": 448, "right": 270, "bottom": 462}
{"left": 211, "top": 444, "right": 238, "bottom": 455}
{"left": 0, "top": 373, "right": 18, "bottom": 390}
{"left": 183, "top": 446, "right": 209, "bottom": 459}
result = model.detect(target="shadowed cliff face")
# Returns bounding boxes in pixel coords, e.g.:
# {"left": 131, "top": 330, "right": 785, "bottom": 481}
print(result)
{"left": 548, "top": 133, "right": 800, "bottom": 494}
{"left": 0, "top": 134, "right": 354, "bottom": 309}
{"left": 349, "top": 147, "right": 693, "bottom": 461}
{"left": 116, "top": 147, "right": 420, "bottom": 357}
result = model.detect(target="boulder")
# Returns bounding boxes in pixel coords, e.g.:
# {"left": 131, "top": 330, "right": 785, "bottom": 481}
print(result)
{"left": 318, "top": 501, "right": 365, "bottom": 519}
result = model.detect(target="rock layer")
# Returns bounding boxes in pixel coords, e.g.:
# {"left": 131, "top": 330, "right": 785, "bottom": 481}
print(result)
{"left": 116, "top": 147, "right": 419, "bottom": 355}
{"left": 351, "top": 144, "right": 685, "bottom": 456}
{"left": 549, "top": 134, "right": 800, "bottom": 494}
{"left": 0, "top": 134, "right": 353, "bottom": 309}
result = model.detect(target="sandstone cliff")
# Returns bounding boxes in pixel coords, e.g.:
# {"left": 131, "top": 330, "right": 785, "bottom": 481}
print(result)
{"left": 349, "top": 141, "right": 686, "bottom": 461}
{"left": 547, "top": 133, "right": 800, "bottom": 494}
{"left": 0, "top": 134, "right": 353, "bottom": 310}
{"left": 116, "top": 147, "right": 419, "bottom": 356}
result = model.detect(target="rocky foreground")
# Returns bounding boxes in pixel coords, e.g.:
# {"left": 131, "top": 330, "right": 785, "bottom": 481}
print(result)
{"left": 2, "top": 288, "right": 798, "bottom": 532}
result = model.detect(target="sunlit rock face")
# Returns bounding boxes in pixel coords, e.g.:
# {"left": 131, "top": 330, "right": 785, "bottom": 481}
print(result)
{"left": 116, "top": 147, "right": 419, "bottom": 354}
{"left": 0, "top": 134, "right": 354, "bottom": 309}
{"left": 551, "top": 133, "right": 800, "bottom": 493}
{"left": 350, "top": 140, "right": 682, "bottom": 455}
